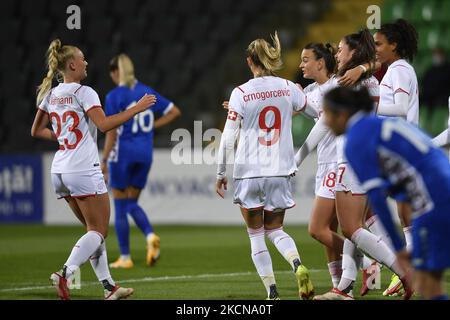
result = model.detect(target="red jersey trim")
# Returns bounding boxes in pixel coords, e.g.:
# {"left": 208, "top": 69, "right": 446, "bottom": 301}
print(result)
{"left": 71, "top": 193, "right": 97, "bottom": 199}
{"left": 394, "top": 88, "right": 410, "bottom": 95}
{"left": 85, "top": 105, "right": 102, "bottom": 113}
{"left": 237, "top": 86, "right": 245, "bottom": 93}
{"left": 74, "top": 85, "right": 83, "bottom": 95}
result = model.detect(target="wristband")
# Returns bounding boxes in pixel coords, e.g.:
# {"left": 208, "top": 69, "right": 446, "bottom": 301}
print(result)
{"left": 359, "top": 65, "right": 368, "bottom": 73}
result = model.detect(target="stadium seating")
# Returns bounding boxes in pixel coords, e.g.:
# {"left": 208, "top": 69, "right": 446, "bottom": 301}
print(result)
{"left": 0, "top": 0, "right": 448, "bottom": 152}
{"left": 382, "top": 0, "right": 450, "bottom": 135}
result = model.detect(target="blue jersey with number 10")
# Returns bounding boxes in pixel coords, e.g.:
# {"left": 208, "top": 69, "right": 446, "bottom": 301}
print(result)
{"left": 105, "top": 81, "right": 173, "bottom": 162}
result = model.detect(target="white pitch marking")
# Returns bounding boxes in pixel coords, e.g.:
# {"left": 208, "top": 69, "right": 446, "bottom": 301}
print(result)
{"left": 0, "top": 269, "right": 324, "bottom": 293}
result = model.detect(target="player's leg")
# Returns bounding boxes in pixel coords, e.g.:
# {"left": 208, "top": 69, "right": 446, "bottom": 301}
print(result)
{"left": 415, "top": 270, "right": 447, "bottom": 300}
{"left": 398, "top": 202, "right": 413, "bottom": 252}
{"left": 366, "top": 205, "right": 404, "bottom": 296}
{"left": 126, "top": 162, "right": 159, "bottom": 266}
{"left": 263, "top": 176, "right": 314, "bottom": 299}
{"left": 380, "top": 202, "right": 412, "bottom": 297}
{"left": 75, "top": 192, "right": 133, "bottom": 300}
{"left": 309, "top": 196, "right": 344, "bottom": 288}
{"left": 64, "top": 196, "right": 86, "bottom": 226}
{"left": 411, "top": 212, "right": 450, "bottom": 300}
{"left": 318, "top": 191, "right": 406, "bottom": 299}
{"left": 365, "top": 208, "right": 392, "bottom": 248}
{"left": 264, "top": 210, "right": 301, "bottom": 271}
{"left": 241, "top": 207, "right": 278, "bottom": 299}
{"left": 108, "top": 160, "right": 133, "bottom": 268}
{"left": 50, "top": 195, "right": 85, "bottom": 300}
{"left": 49, "top": 173, "right": 90, "bottom": 300}
{"left": 264, "top": 210, "right": 314, "bottom": 300}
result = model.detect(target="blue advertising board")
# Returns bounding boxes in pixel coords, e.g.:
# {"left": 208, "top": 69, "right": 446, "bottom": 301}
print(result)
{"left": 0, "top": 155, "right": 43, "bottom": 223}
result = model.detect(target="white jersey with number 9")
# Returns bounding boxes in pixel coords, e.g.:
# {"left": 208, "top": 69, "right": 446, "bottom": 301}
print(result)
{"left": 228, "top": 76, "right": 307, "bottom": 179}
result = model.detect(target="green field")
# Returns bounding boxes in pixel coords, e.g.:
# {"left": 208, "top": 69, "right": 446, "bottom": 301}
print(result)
{"left": 0, "top": 225, "right": 448, "bottom": 300}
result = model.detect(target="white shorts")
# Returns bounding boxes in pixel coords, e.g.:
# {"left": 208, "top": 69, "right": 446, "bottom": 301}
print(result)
{"left": 335, "top": 163, "right": 366, "bottom": 195}
{"left": 51, "top": 170, "right": 108, "bottom": 199}
{"left": 233, "top": 176, "right": 295, "bottom": 212}
{"left": 315, "top": 163, "right": 337, "bottom": 199}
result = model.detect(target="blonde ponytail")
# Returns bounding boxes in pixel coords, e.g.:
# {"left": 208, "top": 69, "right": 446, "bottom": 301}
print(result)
{"left": 247, "top": 31, "right": 282, "bottom": 74}
{"left": 117, "top": 54, "right": 136, "bottom": 88}
{"left": 36, "top": 39, "right": 78, "bottom": 105}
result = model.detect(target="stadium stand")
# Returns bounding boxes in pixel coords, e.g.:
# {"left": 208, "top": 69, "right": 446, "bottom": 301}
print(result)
{"left": 0, "top": 0, "right": 448, "bottom": 152}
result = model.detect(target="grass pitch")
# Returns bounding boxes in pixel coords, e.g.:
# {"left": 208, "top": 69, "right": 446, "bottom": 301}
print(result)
{"left": 0, "top": 225, "right": 448, "bottom": 300}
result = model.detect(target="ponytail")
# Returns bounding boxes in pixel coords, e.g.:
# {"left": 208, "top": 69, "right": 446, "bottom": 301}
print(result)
{"left": 109, "top": 54, "right": 136, "bottom": 88}
{"left": 37, "top": 40, "right": 61, "bottom": 104}
{"left": 36, "top": 39, "right": 77, "bottom": 105}
{"left": 246, "top": 31, "right": 283, "bottom": 74}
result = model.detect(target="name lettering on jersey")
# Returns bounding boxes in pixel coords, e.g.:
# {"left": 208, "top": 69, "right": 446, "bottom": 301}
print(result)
{"left": 49, "top": 95, "right": 73, "bottom": 106}
{"left": 228, "top": 111, "right": 238, "bottom": 121}
{"left": 243, "top": 89, "right": 291, "bottom": 103}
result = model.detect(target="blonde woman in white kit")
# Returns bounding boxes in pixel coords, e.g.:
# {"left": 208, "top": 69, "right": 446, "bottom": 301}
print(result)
{"left": 31, "top": 39, "right": 156, "bottom": 300}
{"left": 216, "top": 32, "right": 317, "bottom": 300}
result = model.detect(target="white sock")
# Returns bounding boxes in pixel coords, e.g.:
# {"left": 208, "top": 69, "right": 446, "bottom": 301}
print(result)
{"left": 327, "top": 260, "right": 342, "bottom": 288}
{"left": 90, "top": 241, "right": 115, "bottom": 286}
{"left": 64, "top": 231, "right": 103, "bottom": 278}
{"left": 367, "top": 215, "right": 393, "bottom": 249}
{"left": 403, "top": 227, "right": 413, "bottom": 253}
{"left": 338, "top": 239, "right": 363, "bottom": 294}
{"left": 146, "top": 233, "right": 155, "bottom": 242}
{"left": 248, "top": 227, "right": 275, "bottom": 296}
{"left": 351, "top": 228, "right": 396, "bottom": 269}
{"left": 120, "top": 254, "right": 131, "bottom": 261}
{"left": 265, "top": 227, "right": 301, "bottom": 271}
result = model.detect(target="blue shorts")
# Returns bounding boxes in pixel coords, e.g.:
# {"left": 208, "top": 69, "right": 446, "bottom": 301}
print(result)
{"left": 109, "top": 159, "right": 152, "bottom": 190}
{"left": 412, "top": 207, "right": 450, "bottom": 271}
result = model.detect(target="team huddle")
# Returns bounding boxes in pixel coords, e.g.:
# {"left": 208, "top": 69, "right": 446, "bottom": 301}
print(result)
{"left": 216, "top": 19, "right": 450, "bottom": 301}
{"left": 30, "top": 17, "right": 450, "bottom": 301}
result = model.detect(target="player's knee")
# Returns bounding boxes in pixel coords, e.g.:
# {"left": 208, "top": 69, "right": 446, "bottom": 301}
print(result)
{"left": 126, "top": 200, "right": 139, "bottom": 213}
{"left": 341, "top": 226, "right": 356, "bottom": 240}
{"left": 263, "top": 221, "right": 282, "bottom": 230}
{"left": 308, "top": 225, "right": 320, "bottom": 240}
{"left": 308, "top": 224, "right": 326, "bottom": 242}
{"left": 88, "top": 226, "right": 108, "bottom": 239}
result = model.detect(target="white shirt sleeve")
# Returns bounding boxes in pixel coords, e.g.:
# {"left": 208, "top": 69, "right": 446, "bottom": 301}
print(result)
{"left": 433, "top": 128, "right": 450, "bottom": 148}
{"left": 294, "top": 116, "right": 329, "bottom": 167}
{"left": 38, "top": 92, "right": 50, "bottom": 113}
{"left": 376, "top": 91, "right": 409, "bottom": 117}
{"left": 216, "top": 111, "right": 241, "bottom": 180}
{"left": 291, "top": 82, "right": 318, "bottom": 118}
{"left": 291, "top": 82, "right": 307, "bottom": 112}
{"left": 78, "top": 86, "right": 102, "bottom": 113}
{"left": 391, "top": 67, "right": 412, "bottom": 96}
{"left": 228, "top": 88, "right": 244, "bottom": 118}
{"left": 377, "top": 69, "right": 410, "bottom": 117}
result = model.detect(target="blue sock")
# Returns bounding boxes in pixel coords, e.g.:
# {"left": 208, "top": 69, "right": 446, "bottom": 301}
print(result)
{"left": 127, "top": 199, "right": 153, "bottom": 236}
{"left": 114, "top": 199, "right": 130, "bottom": 256}
{"left": 431, "top": 294, "right": 448, "bottom": 300}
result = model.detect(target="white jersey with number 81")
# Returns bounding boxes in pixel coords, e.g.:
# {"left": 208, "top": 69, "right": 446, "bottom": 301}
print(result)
{"left": 38, "top": 83, "right": 102, "bottom": 173}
